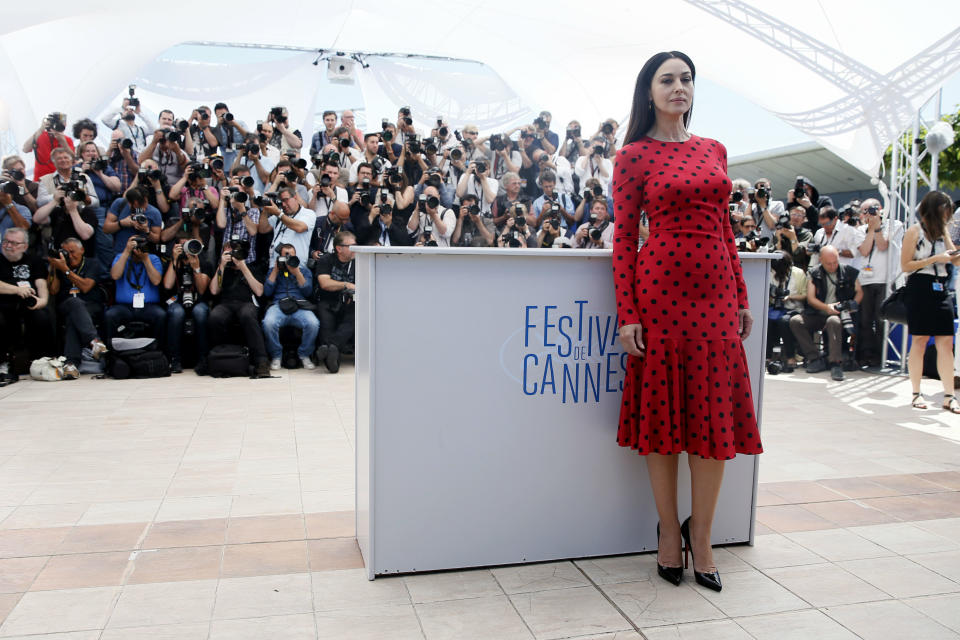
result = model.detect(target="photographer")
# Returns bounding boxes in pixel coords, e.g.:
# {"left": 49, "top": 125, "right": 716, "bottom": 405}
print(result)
{"left": 313, "top": 231, "right": 357, "bottom": 373}
{"left": 258, "top": 187, "right": 315, "bottom": 262}
{"left": 536, "top": 214, "right": 563, "bottom": 248}
{"left": 0, "top": 180, "right": 31, "bottom": 236}
{"left": 574, "top": 137, "right": 612, "bottom": 193}
{"left": 455, "top": 160, "right": 497, "bottom": 218}
{"left": 104, "top": 187, "right": 162, "bottom": 254}
{"left": 1, "top": 156, "right": 40, "bottom": 214}
{"left": 102, "top": 91, "right": 154, "bottom": 155}
{"left": 265, "top": 106, "right": 303, "bottom": 155}
{"left": 787, "top": 176, "right": 834, "bottom": 232}
{"left": 592, "top": 118, "right": 619, "bottom": 160}
{"left": 573, "top": 199, "right": 613, "bottom": 248}
{"left": 73, "top": 119, "right": 105, "bottom": 158}
{"left": 497, "top": 206, "right": 536, "bottom": 248}
{"left": 170, "top": 160, "right": 220, "bottom": 209}
{"left": 517, "top": 126, "right": 544, "bottom": 198}
{"left": 415, "top": 167, "right": 454, "bottom": 209}
{"left": 408, "top": 186, "right": 455, "bottom": 247}
{"left": 484, "top": 133, "right": 522, "bottom": 187}
{"left": 559, "top": 120, "right": 587, "bottom": 166}
{"left": 394, "top": 106, "right": 421, "bottom": 148}
{"left": 310, "top": 201, "right": 354, "bottom": 257}
{"left": 262, "top": 244, "right": 318, "bottom": 370}
{"left": 341, "top": 111, "right": 363, "bottom": 147}
{"left": 0, "top": 228, "right": 55, "bottom": 383}
{"left": 349, "top": 133, "right": 392, "bottom": 184}
{"left": 533, "top": 111, "right": 559, "bottom": 154}
{"left": 105, "top": 130, "right": 140, "bottom": 195}
{"left": 35, "top": 148, "right": 99, "bottom": 213}
{"left": 323, "top": 127, "right": 361, "bottom": 176}
{"left": 736, "top": 217, "right": 767, "bottom": 252}
{"left": 211, "top": 103, "right": 248, "bottom": 170}
{"left": 789, "top": 246, "right": 863, "bottom": 381}
{"left": 22, "top": 113, "right": 74, "bottom": 180}
{"left": 185, "top": 106, "right": 219, "bottom": 162}
{"left": 47, "top": 238, "right": 107, "bottom": 379}
{"left": 162, "top": 236, "right": 212, "bottom": 373}
{"left": 380, "top": 168, "right": 415, "bottom": 224}
{"left": 131, "top": 159, "right": 172, "bottom": 217}
{"left": 397, "top": 134, "right": 427, "bottom": 186}
{"left": 215, "top": 175, "right": 260, "bottom": 264}
{"left": 856, "top": 198, "right": 904, "bottom": 369}
{"left": 208, "top": 243, "right": 269, "bottom": 378}
{"left": 347, "top": 163, "right": 381, "bottom": 230}
{"left": 139, "top": 126, "right": 188, "bottom": 184}
{"left": 37, "top": 178, "right": 99, "bottom": 262}
{"left": 358, "top": 194, "right": 411, "bottom": 247}
{"left": 766, "top": 251, "right": 807, "bottom": 373}
{"left": 266, "top": 159, "right": 310, "bottom": 207}
{"left": 311, "top": 161, "right": 349, "bottom": 219}
{"left": 492, "top": 172, "right": 526, "bottom": 228}
{"left": 310, "top": 111, "right": 339, "bottom": 157}
{"left": 532, "top": 170, "right": 577, "bottom": 233}
{"left": 750, "top": 178, "right": 784, "bottom": 242}
{"left": 106, "top": 234, "right": 165, "bottom": 347}
{"left": 378, "top": 123, "right": 403, "bottom": 165}
{"left": 452, "top": 194, "right": 494, "bottom": 247}
{"left": 76, "top": 142, "right": 121, "bottom": 211}
{"left": 772, "top": 204, "right": 813, "bottom": 272}
{"left": 234, "top": 135, "right": 274, "bottom": 193}
{"left": 808, "top": 206, "right": 858, "bottom": 270}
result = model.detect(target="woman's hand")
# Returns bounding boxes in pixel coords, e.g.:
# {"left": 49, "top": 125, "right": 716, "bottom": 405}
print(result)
{"left": 738, "top": 308, "right": 753, "bottom": 341}
{"left": 618, "top": 322, "right": 645, "bottom": 357}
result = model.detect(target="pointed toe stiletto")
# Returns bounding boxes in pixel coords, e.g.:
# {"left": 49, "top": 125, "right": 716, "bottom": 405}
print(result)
{"left": 680, "top": 516, "right": 722, "bottom": 592}
{"left": 656, "top": 522, "right": 683, "bottom": 586}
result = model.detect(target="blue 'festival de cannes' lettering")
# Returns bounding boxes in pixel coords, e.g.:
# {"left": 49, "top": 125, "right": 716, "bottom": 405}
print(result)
{"left": 520, "top": 301, "right": 627, "bottom": 403}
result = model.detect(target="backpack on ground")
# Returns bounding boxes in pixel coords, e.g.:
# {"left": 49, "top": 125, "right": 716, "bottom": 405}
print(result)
{"left": 206, "top": 344, "right": 251, "bottom": 378}
{"left": 106, "top": 337, "right": 170, "bottom": 379}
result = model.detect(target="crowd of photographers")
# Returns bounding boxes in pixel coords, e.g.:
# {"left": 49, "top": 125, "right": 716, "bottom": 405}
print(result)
{"left": 0, "top": 91, "right": 909, "bottom": 381}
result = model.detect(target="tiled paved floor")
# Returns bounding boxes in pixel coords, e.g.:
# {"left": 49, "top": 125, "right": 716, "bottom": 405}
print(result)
{"left": 0, "top": 366, "right": 958, "bottom": 639}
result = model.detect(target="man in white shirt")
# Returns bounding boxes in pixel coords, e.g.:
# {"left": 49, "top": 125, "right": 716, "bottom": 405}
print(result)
{"left": 575, "top": 137, "right": 613, "bottom": 194}
{"left": 310, "top": 162, "right": 349, "bottom": 218}
{"left": 258, "top": 186, "right": 316, "bottom": 262}
{"left": 349, "top": 133, "right": 391, "bottom": 184}
{"left": 407, "top": 186, "right": 455, "bottom": 247}
{"left": 455, "top": 162, "right": 498, "bottom": 217}
{"left": 751, "top": 178, "right": 785, "bottom": 242}
{"left": 808, "top": 207, "right": 858, "bottom": 270}
{"left": 573, "top": 198, "right": 614, "bottom": 248}
{"left": 856, "top": 198, "right": 903, "bottom": 369}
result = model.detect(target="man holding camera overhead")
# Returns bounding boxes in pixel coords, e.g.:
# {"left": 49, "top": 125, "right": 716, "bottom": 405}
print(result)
{"left": 103, "top": 187, "right": 162, "bottom": 255}
{"left": 163, "top": 236, "right": 213, "bottom": 374}
{"left": 102, "top": 87, "right": 155, "bottom": 156}
{"left": 258, "top": 186, "right": 315, "bottom": 263}
{"left": 261, "top": 244, "right": 318, "bottom": 371}
{"left": 105, "top": 234, "right": 165, "bottom": 348}
{"left": 22, "top": 112, "right": 75, "bottom": 181}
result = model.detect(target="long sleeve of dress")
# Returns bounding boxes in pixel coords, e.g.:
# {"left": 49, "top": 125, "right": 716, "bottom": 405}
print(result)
{"left": 717, "top": 143, "right": 749, "bottom": 311}
{"left": 612, "top": 148, "right": 642, "bottom": 327}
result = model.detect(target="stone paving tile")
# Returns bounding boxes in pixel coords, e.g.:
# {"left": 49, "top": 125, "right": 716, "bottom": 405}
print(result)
{"left": 415, "top": 594, "right": 533, "bottom": 640}
{"left": 30, "top": 552, "right": 131, "bottom": 591}
{"left": 755, "top": 505, "right": 835, "bottom": 533}
{"left": 57, "top": 523, "right": 148, "bottom": 555}
{"left": 220, "top": 540, "right": 309, "bottom": 578}
{"left": 823, "top": 599, "right": 960, "bottom": 639}
{"left": 734, "top": 608, "right": 860, "bottom": 639}
{"left": 141, "top": 518, "right": 227, "bottom": 549}
{"left": 127, "top": 547, "right": 222, "bottom": 585}
{"left": 0, "top": 586, "right": 120, "bottom": 636}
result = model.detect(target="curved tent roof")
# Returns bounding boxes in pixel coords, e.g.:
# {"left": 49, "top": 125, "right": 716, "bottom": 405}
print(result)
{"left": 2, "top": 0, "right": 959, "bottom": 173}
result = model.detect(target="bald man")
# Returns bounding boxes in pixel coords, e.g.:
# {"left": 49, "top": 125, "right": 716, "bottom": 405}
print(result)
{"left": 790, "top": 245, "right": 864, "bottom": 380}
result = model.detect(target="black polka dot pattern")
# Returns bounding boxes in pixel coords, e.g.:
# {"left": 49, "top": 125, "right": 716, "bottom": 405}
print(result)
{"left": 611, "top": 135, "right": 762, "bottom": 460}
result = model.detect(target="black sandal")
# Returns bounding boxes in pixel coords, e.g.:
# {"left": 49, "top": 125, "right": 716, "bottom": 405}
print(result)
{"left": 912, "top": 393, "right": 928, "bottom": 410}
{"left": 943, "top": 395, "right": 960, "bottom": 414}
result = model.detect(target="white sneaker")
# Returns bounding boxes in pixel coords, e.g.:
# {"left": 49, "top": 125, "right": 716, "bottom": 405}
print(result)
{"left": 62, "top": 364, "right": 80, "bottom": 380}
{"left": 301, "top": 357, "right": 315, "bottom": 370}
{"left": 270, "top": 358, "right": 281, "bottom": 371}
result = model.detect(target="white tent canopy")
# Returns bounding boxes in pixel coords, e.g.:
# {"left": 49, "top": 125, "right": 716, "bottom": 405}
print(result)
{"left": 2, "top": 0, "right": 959, "bottom": 174}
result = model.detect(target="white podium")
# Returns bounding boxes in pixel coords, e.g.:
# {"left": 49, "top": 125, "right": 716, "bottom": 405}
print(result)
{"left": 353, "top": 247, "right": 775, "bottom": 579}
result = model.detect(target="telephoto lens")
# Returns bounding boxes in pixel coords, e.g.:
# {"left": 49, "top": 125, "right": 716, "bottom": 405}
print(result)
{"left": 184, "top": 239, "right": 203, "bottom": 256}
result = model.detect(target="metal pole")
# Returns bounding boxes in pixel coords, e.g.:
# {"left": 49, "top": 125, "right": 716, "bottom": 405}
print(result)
{"left": 931, "top": 88, "right": 943, "bottom": 190}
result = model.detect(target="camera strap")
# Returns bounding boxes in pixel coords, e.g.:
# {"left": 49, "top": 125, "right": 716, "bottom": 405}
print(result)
{"left": 126, "top": 261, "right": 146, "bottom": 292}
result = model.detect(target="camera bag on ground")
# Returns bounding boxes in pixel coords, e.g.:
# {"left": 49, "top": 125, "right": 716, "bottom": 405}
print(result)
{"left": 29, "top": 357, "right": 67, "bottom": 381}
{"left": 206, "top": 344, "right": 251, "bottom": 378}
{"left": 106, "top": 337, "right": 170, "bottom": 379}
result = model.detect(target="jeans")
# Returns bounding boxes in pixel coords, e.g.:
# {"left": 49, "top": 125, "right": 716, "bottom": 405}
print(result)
{"left": 261, "top": 305, "right": 319, "bottom": 359}
{"left": 315, "top": 300, "right": 355, "bottom": 351}
{"left": 104, "top": 303, "right": 166, "bottom": 348}
{"left": 166, "top": 301, "right": 210, "bottom": 361}
{"left": 790, "top": 313, "right": 843, "bottom": 364}
{"left": 208, "top": 300, "right": 267, "bottom": 363}
{"left": 59, "top": 297, "right": 103, "bottom": 366}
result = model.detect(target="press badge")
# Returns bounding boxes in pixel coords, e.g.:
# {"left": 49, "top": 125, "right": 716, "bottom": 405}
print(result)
{"left": 933, "top": 282, "right": 944, "bottom": 292}
{"left": 69, "top": 287, "right": 79, "bottom": 297}
{"left": 133, "top": 292, "right": 145, "bottom": 308}
{"left": 862, "top": 265, "right": 874, "bottom": 274}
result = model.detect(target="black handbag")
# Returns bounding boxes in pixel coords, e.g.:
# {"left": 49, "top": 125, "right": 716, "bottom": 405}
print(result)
{"left": 206, "top": 344, "right": 251, "bottom": 378}
{"left": 880, "top": 285, "right": 908, "bottom": 325}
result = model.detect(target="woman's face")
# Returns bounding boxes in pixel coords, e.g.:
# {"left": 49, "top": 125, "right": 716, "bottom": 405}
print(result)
{"left": 650, "top": 58, "right": 693, "bottom": 119}
{"left": 81, "top": 145, "right": 98, "bottom": 161}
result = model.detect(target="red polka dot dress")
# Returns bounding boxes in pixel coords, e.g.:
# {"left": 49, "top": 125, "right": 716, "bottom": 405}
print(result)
{"left": 611, "top": 135, "right": 762, "bottom": 460}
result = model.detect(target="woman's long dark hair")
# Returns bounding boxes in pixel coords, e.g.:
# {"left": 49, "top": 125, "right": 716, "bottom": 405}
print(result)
{"left": 623, "top": 51, "right": 696, "bottom": 146}
{"left": 917, "top": 190, "right": 953, "bottom": 243}
{"left": 771, "top": 251, "right": 793, "bottom": 283}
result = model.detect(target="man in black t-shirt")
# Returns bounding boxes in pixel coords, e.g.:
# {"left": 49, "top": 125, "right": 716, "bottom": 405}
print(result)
{"left": 312, "top": 231, "right": 357, "bottom": 373}
{"left": 46, "top": 192, "right": 100, "bottom": 260}
{"left": 47, "top": 238, "right": 107, "bottom": 378}
{"left": 162, "top": 237, "right": 214, "bottom": 374}
{"left": 208, "top": 246, "right": 269, "bottom": 377}
{"left": 0, "top": 228, "right": 55, "bottom": 383}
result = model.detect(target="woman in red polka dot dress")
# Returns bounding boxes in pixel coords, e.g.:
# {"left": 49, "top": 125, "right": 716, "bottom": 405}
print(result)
{"left": 612, "top": 51, "right": 763, "bottom": 593}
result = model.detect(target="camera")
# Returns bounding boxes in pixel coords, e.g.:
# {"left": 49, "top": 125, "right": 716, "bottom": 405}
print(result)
{"left": 489, "top": 134, "right": 505, "bottom": 152}
{"left": 406, "top": 135, "right": 421, "bottom": 154}
{"left": 379, "top": 203, "right": 393, "bottom": 216}
{"left": 324, "top": 151, "right": 340, "bottom": 165}
{"left": 338, "top": 138, "right": 351, "bottom": 149}
{"left": 277, "top": 255, "right": 300, "bottom": 269}
{"left": 227, "top": 235, "right": 250, "bottom": 261}
{"left": 89, "top": 158, "right": 108, "bottom": 172}
{"left": 319, "top": 174, "right": 332, "bottom": 188}
{"left": 465, "top": 203, "right": 480, "bottom": 216}
{"left": 230, "top": 190, "right": 248, "bottom": 205}
{"left": 127, "top": 85, "right": 139, "bottom": 108}
{"left": 8, "top": 169, "right": 25, "bottom": 182}
{"left": 567, "top": 127, "right": 581, "bottom": 139}
{"left": 474, "top": 161, "right": 487, "bottom": 174}
{"left": 590, "top": 221, "right": 609, "bottom": 242}
{"left": 775, "top": 213, "right": 791, "bottom": 230}
{"left": 132, "top": 212, "right": 148, "bottom": 225}
{"left": 450, "top": 148, "right": 463, "bottom": 162}
{"left": 534, "top": 116, "right": 548, "bottom": 130}
{"left": 731, "top": 191, "right": 743, "bottom": 204}
{"left": 756, "top": 186, "right": 770, "bottom": 200}
{"left": 240, "top": 175, "right": 255, "bottom": 188}
{"left": 422, "top": 137, "right": 438, "bottom": 154}
{"left": 282, "top": 169, "right": 298, "bottom": 182}
{"left": 386, "top": 168, "right": 402, "bottom": 185}
{"left": 182, "top": 239, "right": 203, "bottom": 257}
{"left": 807, "top": 243, "right": 821, "bottom": 253}
{"left": 418, "top": 194, "right": 439, "bottom": 210}
{"left": 245, "top": 142, "right": 260, "bottom": 155}
{"left": 224, "top": 112, "right": 234, "bottom": 122}
{"left": 187, "top": 162, "right": 210, "bottom": 179}
{"left": 45, "top": 112, "right": 66, "bottom": 133}
{"left": 209, "top": 158, "right": 224, "bottom": 172}
{"left": 601, "top": 122, "right": 614, "bottom": 135}
{"left": 132, "top": 235, "right": 149, "bottom": 252}
{"left": 120, "top": 138, "right": 134, "bottom": 150}
{"left": 381, "top": 120, "right": 393, "bottom": 142}
{"left": 583, "top": 184, "right": 604, "bottom": 201}
{"left": 834, "top": 300, "right": 857, "bottom": 332}
{"left": 166, "top": 131, "right": 182, "bottom": 145}
{"left": 770, "top": 283, "right": 790, "bottom": 311}
{"left": 794, "top": 176, "right": 806, "bottom": 198}
{"left": 270, "top": 106, "right": 287, "bottom": 124}
{"left": 1, "top": 181, "right": 20, "bottom": 196}
{"left": 60, "top": 180, "right": 86, "bottom": 202}
{"left": 593, "top": 144, "right": 604, "bottom": 156}
{"left": 438, "top": 125, "right": 449, "bottom": 138}
{"left": 47, "top": 247, "right": 69, "bottom": 260}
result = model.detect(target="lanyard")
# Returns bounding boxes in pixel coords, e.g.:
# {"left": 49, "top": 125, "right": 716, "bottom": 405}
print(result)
{"left": 126, "top": 260, "right": 146, "bottom": 292}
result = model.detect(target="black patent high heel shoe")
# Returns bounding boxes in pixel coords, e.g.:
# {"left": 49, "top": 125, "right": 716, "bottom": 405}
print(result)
{"left": 656, "top": 522, "right": 683, "bottom": 586}
{"left": 680, "top": 516, "right": 722, "bottom": 592}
